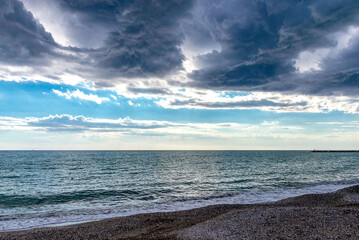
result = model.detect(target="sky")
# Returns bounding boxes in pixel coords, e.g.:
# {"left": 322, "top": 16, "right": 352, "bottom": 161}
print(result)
{"left": 1, "top": 0, "right": 359, "bottom": 150}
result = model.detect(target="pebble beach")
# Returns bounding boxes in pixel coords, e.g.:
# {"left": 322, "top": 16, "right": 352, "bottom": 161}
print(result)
{"left": 1, "top": 185, "right": 359, "bottom": 240}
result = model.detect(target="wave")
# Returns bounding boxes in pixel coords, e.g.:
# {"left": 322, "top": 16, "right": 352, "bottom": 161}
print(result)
{"left": 0, "top": 189, "right": 141, "bottom": 208}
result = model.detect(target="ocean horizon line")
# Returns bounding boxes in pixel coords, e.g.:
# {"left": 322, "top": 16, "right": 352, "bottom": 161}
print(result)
{"left": 0, "top": 149, "right": 332, "bottom": 151}
{"left": 1, "top": 149, "right": 359, "bottom": 151}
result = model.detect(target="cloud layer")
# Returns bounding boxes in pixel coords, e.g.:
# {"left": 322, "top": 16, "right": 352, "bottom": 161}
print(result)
{"left": 52, "top": 89, "right": 110, "bottom": 104}
{"left": 0, "top": 0, "right": 56, "bottom": 65}
{"left": 1, "top": 0, "right": 359, "bottom": 112}
{"left": 187, "top": 0, "right": 359, "bottom": 95}
{"left": 0, "top": 114, "right": 306, "bottom": 139}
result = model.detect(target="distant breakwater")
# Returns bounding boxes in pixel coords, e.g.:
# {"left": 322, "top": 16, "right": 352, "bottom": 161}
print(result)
{"left": 312, "top": 150, "right": 359, "bottom": 152}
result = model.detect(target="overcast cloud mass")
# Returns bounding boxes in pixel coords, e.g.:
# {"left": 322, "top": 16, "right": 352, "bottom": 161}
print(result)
{"left": 1, "top": 0, "right": 359, "bottom": 149}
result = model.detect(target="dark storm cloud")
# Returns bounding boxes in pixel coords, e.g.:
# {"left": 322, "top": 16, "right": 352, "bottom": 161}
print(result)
{"left": 1, "top": 0, "right": 193, "bottom": 80}
{"left": 95, "top": 0, "right": 192, "bottom": 78}
{"left": 315, "top": 36, "right": 359, "bottom": 94}
{"left": 167, "top": 98, "right": 307, "bottom": 109}
{"left": 56, "top": 0, "right": 193, "bottom": 79}
{"left": 127, "top": 87, "right": 171, "bottom": 95}
{"left": 0, "top": 0, "right": 56, "bottom": 65}
{"left": 57, "top": 0, "right": 124, "bottom": 25}
{"left": 186, "top": 0, "right": 359, "bottom": 95}
{"left": 189, "top": 61, "right": 295, "bottom": 89}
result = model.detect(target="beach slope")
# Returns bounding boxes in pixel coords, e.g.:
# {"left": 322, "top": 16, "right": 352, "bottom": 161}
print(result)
{"left": 1, "top": 185, "right": 359, "bottom": 239}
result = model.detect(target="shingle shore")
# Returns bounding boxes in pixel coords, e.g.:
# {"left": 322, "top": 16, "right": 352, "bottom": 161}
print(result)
{"left": 1, "top": 185, "right": 359, "bottom": 240}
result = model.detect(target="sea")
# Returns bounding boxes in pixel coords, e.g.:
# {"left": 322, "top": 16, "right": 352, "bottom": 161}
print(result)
{"left": 1, "top": 150, "right": 359, "bottom": 231}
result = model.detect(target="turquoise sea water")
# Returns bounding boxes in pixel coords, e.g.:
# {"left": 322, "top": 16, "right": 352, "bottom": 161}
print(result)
{"left": 1, "top": 150, "right": 359, "bottom": 231}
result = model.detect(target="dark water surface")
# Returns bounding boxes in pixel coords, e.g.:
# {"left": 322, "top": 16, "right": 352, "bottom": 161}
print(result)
{"left": 1, "top": 151, "right": 358, "bottom": 231}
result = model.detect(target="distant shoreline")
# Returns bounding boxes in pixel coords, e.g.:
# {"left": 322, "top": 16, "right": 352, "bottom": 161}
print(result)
{"left": 1, "top": 185, "right": 359, "bottom": 239}
{"left": 312, "top": 150, "right": 359, "bottom": 152}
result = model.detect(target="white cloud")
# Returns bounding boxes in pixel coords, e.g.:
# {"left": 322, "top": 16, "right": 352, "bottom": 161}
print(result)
{"left": 127, "top": 100, "right": 140, "bottom": 107}
{"left": 0, "top": 114, "right": 304, "bottom": 139}
{"left": 21, "top": 0, "right": 109, "bottom": 48}
{"left": 295, "top": 48, "right": 330, "bottom": 73}
{"left": 261, "top": 121, "right": 279, "bottom": 126}
{"left": 110, "top": 94, "right": 118, "bottom": 101}
{"left": 0, "top": 59, "right": 90, "bottom": 86}
{"left": 52, "top": 89, "right": 110, "bottom": 104}
{"left": 314, "top": 121, "right": 359, "bottom": 128}
{"left": 154, "top": 90, "right": 359, "bottom": 113}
